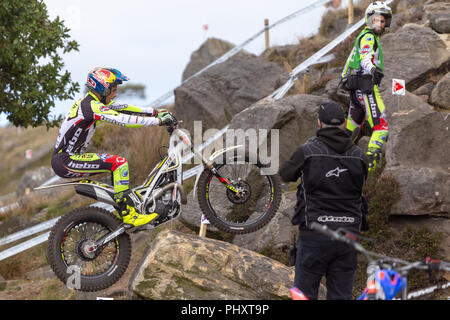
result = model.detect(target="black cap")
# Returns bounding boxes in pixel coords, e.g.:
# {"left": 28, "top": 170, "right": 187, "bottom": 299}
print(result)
{"left": 318, "top": 102, "right": 346, "bottom": 125}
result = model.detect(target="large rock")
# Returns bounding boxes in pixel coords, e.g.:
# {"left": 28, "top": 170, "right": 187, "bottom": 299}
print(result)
{"left": 384, "top": 166, "right": 449, "bottom": 216}
{"left": 380, "top": 24, "right": 450, "bottom": 92}
{"left": 130, "top": 230, "right": 294, "bottom": 300}
{"left": 182, "top": 38, "right": 236, "bottom": 81}
{"left": 224, "top": 94, "right": 332, "bottom": 173}
{"left": 383, "top": 93, "right": 448, "bottom": 169}
{"left": 226, "top": 97, "right": 296, "bottom": 173}
{"left": 277, "top": 94, "right": 333, "bottom": 165}
{"left": 174, "top": 52, "right": 288, "bottom": 133}
{"left": 389, "top": 5, "right": 424, "bottom": 33}
{"left": 430, "top": 72, "right": 450, "bottom": 110}
{"left": 423, "top": 2, "right": 450, "bottom": 34}
{"left": 383, "top": 92, "right": 450, "bottom": 216}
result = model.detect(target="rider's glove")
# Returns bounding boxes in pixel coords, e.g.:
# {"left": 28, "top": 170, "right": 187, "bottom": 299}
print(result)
{"left": 158, "top": 112, "right": 177, "bottom": 126}
{"left": 337, "top": 77, "right": 350, "bottom": 93}
{"left": 371, "top": 66, "right": 384, "bottom": 85}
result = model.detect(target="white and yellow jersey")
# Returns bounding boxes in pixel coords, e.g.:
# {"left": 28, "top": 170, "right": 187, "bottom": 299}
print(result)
{"left": 54, "top": 92, "right": 159, "bottom": 155}
{"left": 341, "top": 27, "right": 383, "bottom": 79}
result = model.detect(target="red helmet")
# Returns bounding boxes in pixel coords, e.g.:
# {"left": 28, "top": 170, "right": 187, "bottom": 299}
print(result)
{"left": 86, "top": 67, "right": 129, "bottom": 97}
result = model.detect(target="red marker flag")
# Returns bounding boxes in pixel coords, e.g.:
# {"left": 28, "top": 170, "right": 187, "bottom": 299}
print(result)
{"left": 392, "top": 79, "right": 405, "bottom": 96}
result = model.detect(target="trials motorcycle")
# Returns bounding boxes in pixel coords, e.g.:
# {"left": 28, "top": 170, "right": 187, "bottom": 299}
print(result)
{"left": 36, "top": 117, "right": 281, "bottom": 291}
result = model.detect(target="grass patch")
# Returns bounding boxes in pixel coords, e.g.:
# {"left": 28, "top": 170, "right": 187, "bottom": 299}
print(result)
{"left": 0, "top": 242, "right": 48, "bottom": 280}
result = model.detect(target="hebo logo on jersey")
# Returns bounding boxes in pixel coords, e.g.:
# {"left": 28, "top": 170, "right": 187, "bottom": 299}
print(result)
{"left": 66, "top": 128, "right": 83, "bottom": 153}
{"left": 368, "top": 95, "right": 378, "bottom": 118}
{"left": 67, "top": 161, "right": 100, "bottom": 170}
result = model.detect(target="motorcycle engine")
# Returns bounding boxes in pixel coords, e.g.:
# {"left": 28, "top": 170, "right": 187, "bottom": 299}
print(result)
{"left": 145, "top": 188, "right": 180, "bottom": 222}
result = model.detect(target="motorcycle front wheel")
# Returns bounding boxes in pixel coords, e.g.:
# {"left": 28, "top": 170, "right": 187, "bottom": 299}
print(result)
{"left": 196, "top": 155, "right": 281, "bottom": 234}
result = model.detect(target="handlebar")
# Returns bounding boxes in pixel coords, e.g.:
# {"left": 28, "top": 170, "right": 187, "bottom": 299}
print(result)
{"left": 309, "top": 222, "right": 368, "bottom": 258}
{"left": 166, "top": 117, "right": 181, "bottom": 135}
{"left": 309, "top": 222, "right": 450, "bottom": 273}
{"left": 398, "top": 257, "right": 450, "bottom": 273}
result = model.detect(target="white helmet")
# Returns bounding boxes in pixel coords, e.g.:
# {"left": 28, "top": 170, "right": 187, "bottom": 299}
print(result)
{"left": 365, "top": 1, "right": 392, "bottom": 29}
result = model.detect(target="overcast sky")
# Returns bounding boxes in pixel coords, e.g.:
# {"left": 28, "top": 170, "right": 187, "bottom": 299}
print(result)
{"left": 1, "top": 0, "right": 350, "bottom": 125}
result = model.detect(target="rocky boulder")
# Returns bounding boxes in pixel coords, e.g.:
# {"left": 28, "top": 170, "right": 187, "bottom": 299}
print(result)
{"left": 383, "top": 91, "right": 449, "bottom": 216}
{"left": 376, "top": 22, "right": 450, "bottom": 217}
{"left": 380, "top": 24, "right": 450, "bottom": 92}
{"left": 226, "top": 94, "right": 331, "bottom": 168}
{"left": 412, "top": 81, "right": 436, "bottom": 102}
{"left": 389, "top": 5, "right": 424, "bottom": 33}
{"left": 276, "top": 94, "right": 334, "bottom": 164}
{"left": 130, "top": 230, "right": 294, "bottom": 299}
{"left": 182, "top": 37, "right": 236, "bottom": 81}
{"left": 384, "top": 166, "right": 449, "bottom": 216}
{"left": 174, "top": 52, "right": 288, "bottom": 133}
{"left": 430, "top": 72, "right": 450, "bottom": 110}
{"left": 423, "top": 2, "right": 450, "bottom": 34}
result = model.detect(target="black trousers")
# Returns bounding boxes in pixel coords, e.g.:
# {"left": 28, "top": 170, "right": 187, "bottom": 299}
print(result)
{"left": 294, "top": 234, "right": 357, "bottom": 300}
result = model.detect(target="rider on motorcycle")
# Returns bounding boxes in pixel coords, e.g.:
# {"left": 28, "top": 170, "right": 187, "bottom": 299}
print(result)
{"left": 51, "top": 67, "right": 176, "bottom": 227}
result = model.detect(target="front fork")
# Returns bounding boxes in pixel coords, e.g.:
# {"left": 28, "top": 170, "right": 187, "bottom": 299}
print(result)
{"left": 209, "top": 167, "right": 239, "bottom": 194}
{"left": 92, "top": 225, "right": 127, "bottom": 252}
{"left": 183, "top": 130, "right": 241, "bottom": 195}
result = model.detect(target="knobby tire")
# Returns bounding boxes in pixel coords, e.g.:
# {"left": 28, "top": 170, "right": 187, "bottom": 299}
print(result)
{"left": 196, "top": 158, "right": 282, "bottom": 234}
{"left": 47, "top": 207, "right": 131, "bottom": 292}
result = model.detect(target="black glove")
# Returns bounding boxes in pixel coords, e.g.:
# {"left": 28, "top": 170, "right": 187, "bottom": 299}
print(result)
{"left": 337, "top": 77, "right": 350, "bottom": 92}
{"left": 372, "top": 66, "right": 384, "bottom": 85}
{"left": 158, "top": 112, "right": 177, "bottom": 126}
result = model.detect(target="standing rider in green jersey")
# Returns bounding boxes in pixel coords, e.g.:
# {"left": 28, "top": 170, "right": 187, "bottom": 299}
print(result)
{"left": 340, "top": 1, "right": 392, "bottom": 171}
{"left": 52, "top": 67, "right": 176, "bottom": 227}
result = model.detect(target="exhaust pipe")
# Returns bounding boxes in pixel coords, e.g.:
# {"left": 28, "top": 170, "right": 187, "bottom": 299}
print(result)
{"left": 151, "top": 182, "right": 187, "bottom": 205}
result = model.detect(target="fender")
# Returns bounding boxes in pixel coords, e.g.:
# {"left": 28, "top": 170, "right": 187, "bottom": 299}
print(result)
{"left": 192, "top": 145, "right": 243, "bottom": 200}
{"left": 35, "top": 180, "right": 117, "bottom": 207}
{"left": 34, "top": 179, "right": 114, "bottom": 192}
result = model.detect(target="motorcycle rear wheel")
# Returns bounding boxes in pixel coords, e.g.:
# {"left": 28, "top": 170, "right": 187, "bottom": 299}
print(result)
{"left": 47, "top": 206, "right": 131, "bottom": 292}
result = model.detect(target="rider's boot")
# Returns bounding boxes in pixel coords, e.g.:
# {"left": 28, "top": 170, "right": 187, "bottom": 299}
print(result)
{"left": 366, "top": 148, "right": 381, "bottom": 172}
{"left": 114, "top": 190, "right": 159, "bottom": 227}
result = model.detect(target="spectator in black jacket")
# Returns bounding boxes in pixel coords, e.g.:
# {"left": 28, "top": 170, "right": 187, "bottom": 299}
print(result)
{"left": 279, "top": 101, "right": 368, "bottom": 300}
